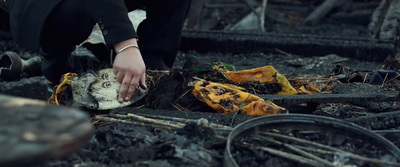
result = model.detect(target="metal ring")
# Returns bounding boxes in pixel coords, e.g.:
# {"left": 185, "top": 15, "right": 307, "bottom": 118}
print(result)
{"left": 224, "top": 114, "right": 400, "bottom": 167}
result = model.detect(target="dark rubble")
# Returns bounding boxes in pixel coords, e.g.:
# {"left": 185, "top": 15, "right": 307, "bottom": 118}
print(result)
{"left": 2, "top": 0, "right": 400, "bottom": 167}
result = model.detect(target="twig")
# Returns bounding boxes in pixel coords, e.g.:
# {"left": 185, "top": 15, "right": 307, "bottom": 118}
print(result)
{"left": 292, "top": 144, "right": 335, "bottom": 154}
{"left": 230, "top": 93, "right": 251, "bottom": 126}
{"left": 275, "top": 48, "right": 291, "bottom": 56}
{"left": 138, "top": 114, "right": 233, "bottom": 130}
{"left": 109, "top": 113, "right": 185, "bottom": 129}
{"left": 171, "top": 102, "right": 188, "bottom": 111}
{"left": 260, "top": 131, "right": 400, "bottom": 166}
{"left": 251, "top": 135, "right": 335, "bottom": 167}
{"left": 288, "top": 78, "right": 335, "bottom": 81}
{"left": 382, "top": 73, "right": 389, "bottom": 87}
{"left": 242, "top": 142, "right": 322, "bottom": 167}
{"left": 260, "top": 0, "right": 267, "bottom": 32}
{"left": 292, "top": 144, "right": 400, "bottom": 167}
{"left": 291, "top": 81, "right": 333, "bottom": 86}
{"left": 363, "top": 73, "right": 368, "bottom": 83}
{"left": 95, "top": 116, "right": 175, "bottom": 130}
{"left": 386, "top": 73, "right": 400, "bottom": 85}
{"left": 174, "top": 89, "right": 192, "bottom": 104}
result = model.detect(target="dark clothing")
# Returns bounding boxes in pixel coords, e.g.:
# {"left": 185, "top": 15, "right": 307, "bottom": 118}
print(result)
{"left": 6, "top": 0, "right": 137, "bottom": 52}
{"left": 6, "top": 0, "right": 191, "bottom": 83}
{"left": 39, "top": 0, "right": 98, "bottom": 82}
{"left": 6, "top": 0, "right": 63, "bottom": 52}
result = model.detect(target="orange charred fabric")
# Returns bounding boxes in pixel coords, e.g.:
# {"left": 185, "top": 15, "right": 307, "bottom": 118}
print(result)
{"left": 295, "top": 84, "right": 321, "bottom": 95}
{"left": 222, "top": 65, "right": 278, "bottom": 83}
{"left": 193, "top": 81, "right": 288, "bottom": 115}
{"left": 241, "top": 100, "right": 288, "bottom": 115}
{"left": 215, "top": 65, "right": 298, "bottom": 95}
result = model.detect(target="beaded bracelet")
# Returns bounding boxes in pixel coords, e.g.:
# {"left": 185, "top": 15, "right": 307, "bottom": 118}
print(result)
{"left": 117, "top": 44, "right": 139, "bottom": 54}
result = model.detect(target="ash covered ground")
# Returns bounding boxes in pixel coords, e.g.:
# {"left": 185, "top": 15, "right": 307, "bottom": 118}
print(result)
{"left": 2, "top": 0, "right": 400, "bottom": 167}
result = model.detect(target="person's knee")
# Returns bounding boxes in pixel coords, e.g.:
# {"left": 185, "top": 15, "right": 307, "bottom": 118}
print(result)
{"left": 41, "top": 0, "right": 95, "bottom": 51}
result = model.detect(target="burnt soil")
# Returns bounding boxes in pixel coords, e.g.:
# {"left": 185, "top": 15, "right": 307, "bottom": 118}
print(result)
{"left": 2, "top": 0, "right": 400, "bottom": 167}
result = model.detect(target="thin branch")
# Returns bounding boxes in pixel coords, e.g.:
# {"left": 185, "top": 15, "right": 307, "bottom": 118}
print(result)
{"left": 109, "top": 113, "right": 185, "bottom": 129}
{"left": 242, "top": 142, "right": 322, "bottom": 167}
{"left": 251, "top": 135, "right": 335, "bottom": 167}
{"left": 260, "top": 131, "right": 400, "bottom": 166}
{"left": 95, "top": 116, "right": 175, "bottom": 130}
{"left": 138, "top": 114, "right": 233, "bottom": 130}
{"left": 260, "top": 0, "right": 267, "bottom": 32}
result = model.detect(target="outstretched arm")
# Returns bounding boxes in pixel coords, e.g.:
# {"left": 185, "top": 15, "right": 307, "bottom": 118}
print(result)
{"left": 113, "top": 38, "right": 146, "bottom": 102}
{"left": 85, "top": 0, "right": 146, "bottom": 102}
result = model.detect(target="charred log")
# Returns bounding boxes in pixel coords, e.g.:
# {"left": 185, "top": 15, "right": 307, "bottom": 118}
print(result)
{"left": 180, "top": 30, "right": 395, "bottom": 62}
{"left": 346, "top": 110, "right": 400, "bottom": 130}
{"left": 0, "top": 76, "right": 50, "bottom": 100}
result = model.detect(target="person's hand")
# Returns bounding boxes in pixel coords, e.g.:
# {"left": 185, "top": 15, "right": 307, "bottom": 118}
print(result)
{"left": 113, "top": 38, "right": 146, "bottom": 102}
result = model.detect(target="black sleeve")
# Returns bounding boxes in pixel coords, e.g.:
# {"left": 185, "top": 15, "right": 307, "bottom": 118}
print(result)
{"left": 85, "top": 0, "right": 137, "bottom": 47}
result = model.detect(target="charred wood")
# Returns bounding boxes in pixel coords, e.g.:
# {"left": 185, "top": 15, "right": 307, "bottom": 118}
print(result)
{"left": 186, "top": 0, "right": 206, "bottom": 29}
{"left": 330, "top": 9, "right": 375, "bottom": 26}
{"left": 368, "top": 0, "right": 389, "bottom": 39}
{"left": 346, "top": 110, "right": 400, "bottom": 130}
{"left": 180, "top": 30, "right": 395, "bottom": 62}
{"left": 379, "top": 0, "right": 400, "bottom": 41}
{"left": 0, "top": 76, "right": 50, "bottom": 100}
{"left": 260, "top": 93, "right": 399, "bottom": 105}
{"left": 203, "top": 3, "right": 244, "bottom": 8}
{"left": 303, "top": 0, "right": 348, "bottom": 26}
{"left": 351, "top": 1, "right": 384, "bottom": 11}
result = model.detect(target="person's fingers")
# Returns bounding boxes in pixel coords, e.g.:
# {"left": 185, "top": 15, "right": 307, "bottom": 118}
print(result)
{"left": 113, "top": 68, "right": 118, "bottom": 75}
{"left": 118, "top": 74, "right": 132, "bottom": 102}
{"left": 140, "top": 72, "right": 147, "bottom": 89}
{"left": 124, "top": 77, "right": 140, "bottom": 101}
{"left": 116, "top": 71, "right": 124, "bottom": 83}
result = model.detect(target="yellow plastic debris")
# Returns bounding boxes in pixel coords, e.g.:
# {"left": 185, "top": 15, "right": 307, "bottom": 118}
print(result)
{"left": 193, "top": 81, "right": 288, "bottom": 115}
{"left": 48, "top": 73, "right": 77, "bottom": 105}
{"left": 214, "top": 65, "right": 298, "bottom": 95}
{"left": 294, "top": 84, "right": 321, "bottom": 95}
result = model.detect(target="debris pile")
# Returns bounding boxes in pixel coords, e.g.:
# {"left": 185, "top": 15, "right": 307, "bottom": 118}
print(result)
{"left": 1, "top": 0, "right": 400, "bottom": 166}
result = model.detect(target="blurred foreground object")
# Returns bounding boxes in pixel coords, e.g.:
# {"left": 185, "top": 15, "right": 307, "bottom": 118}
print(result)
{"left": 0, "top": 94, "right": 93, "bottom": 167}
